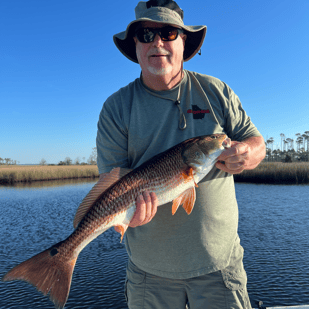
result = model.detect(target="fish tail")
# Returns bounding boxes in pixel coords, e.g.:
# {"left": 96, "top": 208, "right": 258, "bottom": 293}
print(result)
{"left": 2, "top": 241, "right": 77, "bottom": 309}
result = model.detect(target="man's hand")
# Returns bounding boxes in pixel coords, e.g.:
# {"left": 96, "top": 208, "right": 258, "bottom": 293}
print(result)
{"left": 216, "top": 136, "right": 266, "bottom": 175}
{"left": 129, "top": 191, "right": 158, "bottom": 227}
{"left": 216, "top": 141, "right": 249, "bottom": 174}
{"left": 114, "top": 191, "right": 158, "bottom": 233}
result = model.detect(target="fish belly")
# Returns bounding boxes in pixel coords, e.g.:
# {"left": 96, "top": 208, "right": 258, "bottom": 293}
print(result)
{"left": 150, "top": 172, "right": 196, "bottom": 207}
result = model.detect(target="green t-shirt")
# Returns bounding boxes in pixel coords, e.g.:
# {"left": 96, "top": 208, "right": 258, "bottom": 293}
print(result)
{"left": 96, "top": 70, "right": 261, "bottom": 279}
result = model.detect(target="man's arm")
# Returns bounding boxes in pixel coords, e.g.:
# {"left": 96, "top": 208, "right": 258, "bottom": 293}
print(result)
{"left": 216, "top": 135, "right": 266, "bottom": 174}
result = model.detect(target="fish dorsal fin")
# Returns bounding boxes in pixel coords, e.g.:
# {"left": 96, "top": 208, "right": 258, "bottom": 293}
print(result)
{"left": 172, "top": 187, "right": 196, "bottom": 215}
{"left": 73, "top": 167, "right": 132, "bottom": 228}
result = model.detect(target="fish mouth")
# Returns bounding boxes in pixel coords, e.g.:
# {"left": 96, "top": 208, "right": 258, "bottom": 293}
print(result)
{"left": 210, "top": 134, "right": 230, "bottom": 150}
{"left": 222, "top": 137, "right": 231, "bottom": 146}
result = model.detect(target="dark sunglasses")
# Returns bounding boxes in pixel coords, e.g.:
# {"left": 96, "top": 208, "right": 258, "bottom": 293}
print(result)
{"left": 135, "top": 26, "right": 184, "bottom": 43}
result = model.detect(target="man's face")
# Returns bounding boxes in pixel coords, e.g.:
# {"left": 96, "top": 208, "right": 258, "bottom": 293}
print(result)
{"left": 134, "top": 22, "right": 186, "bottom": 77}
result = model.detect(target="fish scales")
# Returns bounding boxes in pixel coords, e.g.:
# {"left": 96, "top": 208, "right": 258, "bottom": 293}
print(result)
{"left": 67, "top": 143, "right": 196, "bottom": 256}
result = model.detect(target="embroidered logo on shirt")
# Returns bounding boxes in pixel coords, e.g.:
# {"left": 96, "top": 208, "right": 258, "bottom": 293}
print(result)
{"left": 187, "top": 105, "right": 210, "bottom": 119}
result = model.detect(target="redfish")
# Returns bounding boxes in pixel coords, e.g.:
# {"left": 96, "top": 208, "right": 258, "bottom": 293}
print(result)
{"left": 2, "top": 134, "right": 230, "bottom": 308}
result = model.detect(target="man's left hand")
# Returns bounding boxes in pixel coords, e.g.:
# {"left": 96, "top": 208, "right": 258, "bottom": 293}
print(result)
{"left": 216, "top": 141, "right": 250, "bottom": 174}
{"left": 215, "top": 136, "right": 266, "bottom": 174}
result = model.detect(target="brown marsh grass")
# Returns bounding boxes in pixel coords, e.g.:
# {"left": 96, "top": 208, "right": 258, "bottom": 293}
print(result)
{"left": 1, "top": 162, "right": 308, "bottom": 185}
{"left": 0, "top": 165, "right": 99, "bottom": 185}
{"left": 234, "top": 162, "right": 309, "bottom": 184}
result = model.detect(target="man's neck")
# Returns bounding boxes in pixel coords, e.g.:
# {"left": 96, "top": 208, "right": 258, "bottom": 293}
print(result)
{"left": 141, "top": 69, "right": 184, "bottom": 91}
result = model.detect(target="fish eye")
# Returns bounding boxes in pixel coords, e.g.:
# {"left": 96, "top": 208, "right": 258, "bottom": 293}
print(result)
{"left": 211, "top": 135, "right": 217, "bottom": 139}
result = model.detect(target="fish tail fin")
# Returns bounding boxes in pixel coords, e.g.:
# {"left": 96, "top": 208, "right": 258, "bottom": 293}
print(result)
{"left": 2, "top": 241, "right": 77, "bottom": 309}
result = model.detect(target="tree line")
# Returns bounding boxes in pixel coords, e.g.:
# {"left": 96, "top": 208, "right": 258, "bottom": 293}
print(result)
{"left": 0, "top": 158, "right": 17, "bottom": 165}
{"left": 3, "top": 133, "right": 309, "bottom": 166}
{"left": 0, "top": 148, "right": 97, "bottom": 166}
{"left": 266, "top": 131, "right": 309, "bottom": 162}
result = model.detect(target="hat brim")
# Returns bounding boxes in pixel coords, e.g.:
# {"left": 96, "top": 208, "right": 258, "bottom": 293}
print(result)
{"left": 113, "top": 19, "right": 207, "bottom": 63}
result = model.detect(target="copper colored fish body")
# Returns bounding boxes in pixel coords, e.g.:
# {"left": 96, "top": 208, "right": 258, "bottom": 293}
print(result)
{"left": 2, "top": 133, "right": 229, "bottom": 308}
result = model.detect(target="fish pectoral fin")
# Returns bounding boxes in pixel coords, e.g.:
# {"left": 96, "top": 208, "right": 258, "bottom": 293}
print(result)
{"left": 114, "top": 224, "right": 129, "bottom": 243}
{"left": 172, "top": 195, "right": 182, "bottom": 215}
{"left": 73, "top": 167, "right": 133, "bottom": 229}
{"left": 182, "top": 168, "right": 198, "bottom": 187}
{"left": 181, "top": 187, "right": 196, "bottom": 215}
{"left": 188, "top": 168, "right": 199, "bottom": 188}
{"left": 172, "top": 187, "right": 196, "bottom": 215}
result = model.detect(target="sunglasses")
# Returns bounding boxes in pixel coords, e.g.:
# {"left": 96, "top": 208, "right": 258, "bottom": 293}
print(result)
{"left": 135, "top": 26, "right": 184, "bottom": 43}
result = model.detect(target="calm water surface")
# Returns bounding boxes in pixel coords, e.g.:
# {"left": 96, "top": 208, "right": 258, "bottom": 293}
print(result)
{"left": 0, "top": 181, "right": 308, "bottom": 308}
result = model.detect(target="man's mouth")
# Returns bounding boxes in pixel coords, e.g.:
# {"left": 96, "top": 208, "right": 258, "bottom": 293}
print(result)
{"left": 148, "top": 49, "right": 170, "bottom": 58}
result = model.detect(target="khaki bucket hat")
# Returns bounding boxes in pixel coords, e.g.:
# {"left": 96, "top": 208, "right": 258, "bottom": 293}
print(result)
{"left": 113, "top": 0, "right": 207, "bottom": 63}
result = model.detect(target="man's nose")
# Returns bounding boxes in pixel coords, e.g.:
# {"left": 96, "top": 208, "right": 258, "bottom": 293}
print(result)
{"left": 152, "top": 33, "right": 164, "bottom": 46}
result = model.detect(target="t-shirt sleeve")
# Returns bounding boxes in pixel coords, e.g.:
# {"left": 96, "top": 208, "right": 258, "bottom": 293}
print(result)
{"left": 223, "top": 84, "right": 261, "bottom": 141}
{"left": 96, "top": 97, "right": 129, "bottom": 174}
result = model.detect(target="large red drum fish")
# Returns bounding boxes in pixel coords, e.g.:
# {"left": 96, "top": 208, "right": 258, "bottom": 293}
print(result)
{"left": 2, "top": 133, "right": 230, "bottom": 308}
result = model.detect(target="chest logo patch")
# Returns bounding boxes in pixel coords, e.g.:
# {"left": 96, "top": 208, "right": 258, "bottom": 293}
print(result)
{"left": 187, "top": 105, "right": 210, "bottom": 119}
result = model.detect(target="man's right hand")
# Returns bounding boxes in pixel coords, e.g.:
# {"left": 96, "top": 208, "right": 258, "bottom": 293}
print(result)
{"left": 114, "top": 190, "right": 158, "bottom": 233}
{"left": 129, "top": 191, "right": 158, "bottom": 227}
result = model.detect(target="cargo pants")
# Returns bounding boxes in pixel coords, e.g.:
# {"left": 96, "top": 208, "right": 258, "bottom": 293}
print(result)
{"left": 124, "top": 239, "right": 252, "bottom": 309}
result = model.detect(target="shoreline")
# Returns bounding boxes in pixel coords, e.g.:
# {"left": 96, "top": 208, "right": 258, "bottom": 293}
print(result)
{"left": 233, "top": 162, "right": 309, "bottom": 185}
{"left": 0, "top": 165, "right": 99, "bottom": 185}
{"left": 1, "top": 162, "right": 309, "bottom": 185}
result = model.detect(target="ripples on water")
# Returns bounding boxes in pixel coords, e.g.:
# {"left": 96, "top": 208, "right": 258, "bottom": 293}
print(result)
{"left": 0, "top": 182, "right": 128, "bottom": 309}
{"left": 0, "top": 182, "right": 308, "bottom": 308}
{"left": 236, "top": 184, "right": 309, "bottom": 308}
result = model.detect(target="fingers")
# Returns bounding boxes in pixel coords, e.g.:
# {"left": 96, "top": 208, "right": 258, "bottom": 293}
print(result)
{"left": 217, "top": 141, "right": 248, "bottom": 161}
{"left": 216, "top": 141, "right": 249, "bottom": 174}
{"left": 216, "top": 160, "right": 246, "bottom": 174}
{"left": 129, "top": 191, "right": 158, "bottom": 228}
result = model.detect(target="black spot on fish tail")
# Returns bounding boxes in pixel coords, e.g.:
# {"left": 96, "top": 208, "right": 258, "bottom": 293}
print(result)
{"left": 50, "top": 248, "right": 58, "bottom": 256}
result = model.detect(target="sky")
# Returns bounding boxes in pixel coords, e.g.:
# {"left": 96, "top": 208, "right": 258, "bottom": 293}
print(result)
{"left": 1, "top": 0, "right": 308, "bottom": 164}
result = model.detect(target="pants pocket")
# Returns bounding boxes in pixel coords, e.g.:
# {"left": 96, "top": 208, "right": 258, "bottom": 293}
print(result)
{"left": 125, "top": 260, "right": 146, "bottom": 308}
{"left": 221, "top": 236, "right": 248, "bottom": 291}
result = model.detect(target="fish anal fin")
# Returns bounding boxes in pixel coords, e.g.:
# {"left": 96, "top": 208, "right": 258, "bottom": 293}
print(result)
{"left": 73, "top": 167, "right": 133, "bottom": 228}
{"left": 172, "top": 187, "right": 196, "bottom": 215}
{"left": 114, "top": 224, "right": 129, "bottom": 243}
{"left": 2, "top": 241, "right": 77, "bottom": 309}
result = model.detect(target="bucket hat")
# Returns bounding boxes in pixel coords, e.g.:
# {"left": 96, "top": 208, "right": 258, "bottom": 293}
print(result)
{"left": 113, "top": 0, "right": 207, "bottom": 63}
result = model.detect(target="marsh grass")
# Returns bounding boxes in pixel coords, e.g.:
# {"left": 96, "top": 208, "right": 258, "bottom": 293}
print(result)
{"left": 234, "top": 162, "right": 309, "bottom": 184}
{"left": 1, "top": 162, "right": 308, "bottom": 185}
{"left": 0, "top": 165, "right": 99, "bottom": 185}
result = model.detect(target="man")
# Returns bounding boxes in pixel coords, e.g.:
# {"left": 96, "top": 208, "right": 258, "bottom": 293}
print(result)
{"left": 96, "top": 1, "right": 265, "bottom": 308}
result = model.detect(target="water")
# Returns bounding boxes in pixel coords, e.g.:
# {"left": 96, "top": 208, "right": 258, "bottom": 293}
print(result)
{"left": 236, "top": 184, "right": 309, "bottom": 308}
{"left": 0, "top": 182, "right": 308, "bottom": 308}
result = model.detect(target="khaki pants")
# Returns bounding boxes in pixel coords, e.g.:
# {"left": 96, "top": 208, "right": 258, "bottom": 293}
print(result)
{"left": 124, "top": 260, "right": 252, "bottom": 309}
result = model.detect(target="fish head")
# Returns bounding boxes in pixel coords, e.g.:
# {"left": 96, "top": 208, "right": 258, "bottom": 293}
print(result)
{"left": 181, "top": 134, "right": 230, "bottom": 181}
